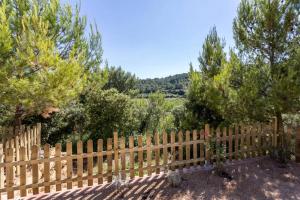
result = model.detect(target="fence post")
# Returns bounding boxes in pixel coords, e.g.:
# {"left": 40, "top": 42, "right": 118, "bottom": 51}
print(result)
{"left": 66, "top": 141, "right": 72, "bottom": 189}
{"left": 205, "top": 124, "right": 210, "bottom": 164}
{"left": 55, "top": 144, "right": 62, "bottom": 191}
{"left": 234, "top": 125, "right": 239, "bottom": 160}
{"left": 129, "top": 136, "right": 134, "bottom": 179}
{"left": 26, "top": 127, "right": 31, "bottom": 160}
{"left": 163, "top": 131, "right": 168, "bottom": 169}
{"left": 31, "top": 145, "right": 39, "bottom": 195}
{"left": 37, "top": 123, "right": 41, "bottom": 146}
{"left": 138, "top": 135, "right": 143, "bottom": 177}
{"left": 113, "top": 132, "right": 119, "bottom": 177}
{"left": 178, "top": 131, "right": 183, "bottom": 169}
{"left": 229, "top": 128, "right": 233, "bottom": 161}
{"left": 120, "top": 137, "right": 126, "bottom": 179}
{"left": 87, "top": 140, "right": 93, "bottom": 186}
{"left": 146, "top": 134, "right": 152, "bottom": 176}
{"left": 296, "top": 127, "right": 300, "bottom": 163}
{"left": 15, "top": 136, "right": 19, "bottom": 175}
{"left": 5, "top": 148, "right": 14, "bottom": 199}
{"left": 107, "top": 138, "right": 113, "bottom": 182}
{"left": 185, "top": 130, "right": 190, "bottom": 168}
{"left": 192, "top": 130, "right": 197, "bottom": 166}
{"left": 20, "top": 147, "right": 26, "bottom": 197}
{"left": 6, "top": 148, "right": 14, "bottom": 199}
{"left": 171, "top": 131, "right": 176, "bottom": 166}
{"left": 154, "top": 132, "right": 160, "bottom": 174}
{"left": 216, "top": 128, "right": 221, "bottom": 162}
{"left": 97, "top": 139, "right": 103, "bottom": 184}
{"left": 200, "top": 130, "right": 204, "bottom": 164}
{"left": 77, "top": 141, "right": 83, "bottom": 187}
{"left": 44, "top": 144, "right": 50, "bottom": 193}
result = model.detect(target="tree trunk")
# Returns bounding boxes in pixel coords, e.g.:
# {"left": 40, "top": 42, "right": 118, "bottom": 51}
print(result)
{"left": 14, "top": 104, "right": 23, "bottom": 134}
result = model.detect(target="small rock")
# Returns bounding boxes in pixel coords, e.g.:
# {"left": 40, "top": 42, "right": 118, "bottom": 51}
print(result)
{"left": 167, "top": 170, "right": 182, "bottom": 187}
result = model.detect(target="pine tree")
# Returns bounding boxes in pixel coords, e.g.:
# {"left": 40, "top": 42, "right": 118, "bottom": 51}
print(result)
{"left": 0, "top": 0, "right": 103, "bottom": 126}
{"left": 233, "top": 0, "right": 300, "bottom": 130}
{"left": 186, "top": 27, "right": 227, "bottom": 128}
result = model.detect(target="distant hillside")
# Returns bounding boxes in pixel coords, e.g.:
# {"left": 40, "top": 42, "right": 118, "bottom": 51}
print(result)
{"left": 136, "top": 73, "right": 189, "bottom": 98}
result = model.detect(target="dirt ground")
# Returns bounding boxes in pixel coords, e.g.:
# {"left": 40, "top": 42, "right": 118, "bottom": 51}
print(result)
{"left": 23, "top": 157, "right": 300, "bottom": 200}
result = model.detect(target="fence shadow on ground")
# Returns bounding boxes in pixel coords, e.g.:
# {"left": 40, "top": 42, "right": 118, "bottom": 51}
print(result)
{"left": 24, "top": 158, "right": 300, "bottom": 200}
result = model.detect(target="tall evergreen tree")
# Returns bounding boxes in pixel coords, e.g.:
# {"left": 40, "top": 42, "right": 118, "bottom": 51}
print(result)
{"left": 0, "top": 0, "right": 103, "bottom": 126}
{"left": 198, "top": 26, "right": 226, "bottom": 78}
{"left": 186, "top": 27, "right": 227, "bottom": 128}
{"left": 233, "top": 0, "right": 300, "bottom": 130}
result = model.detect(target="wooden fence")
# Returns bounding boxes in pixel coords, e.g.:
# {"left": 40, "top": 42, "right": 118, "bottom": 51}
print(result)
{"left": 0, "top": 124, "right": 41, "bottom": 163}
{"left": 0, "top": 122, "right": 299, "bottom": 199}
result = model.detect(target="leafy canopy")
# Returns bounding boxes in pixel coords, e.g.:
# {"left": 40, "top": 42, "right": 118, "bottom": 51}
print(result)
{"left": 0, "top": 0, "right": 103, "bottom": 120}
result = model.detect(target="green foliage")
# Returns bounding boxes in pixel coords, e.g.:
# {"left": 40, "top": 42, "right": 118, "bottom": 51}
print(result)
{"left": 233, "top": 0, "right": 300, "bottom": 122}
{"left": 137, "top": 73, "right": 188, "bottom": 97}
{"left": 0, "top": 0, "right": 103, "bottom": 123}
{"left": 103, "top": 63, "right": 138, "bottom": 94}
{"left": 133, "top": 94, "right": 184, "bottom": 133}
{"left": 198, "top": 26, "right": 226, "bottom": 78}
{"left": 186, "top": 27, "right": 227, "bottom": 129}
{"left": 41, "top": 101, "right": 86, "bottom": 145}
{"left": 186, "top": 0, "right": 300, "bottom": 129}
{"left": 84, "top": 88, "right": 137, "bottom": 141}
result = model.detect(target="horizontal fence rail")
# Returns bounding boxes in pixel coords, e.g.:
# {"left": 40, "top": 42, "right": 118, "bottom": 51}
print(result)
{"left": 0, "top": 122, "right": 299, "bottom": 199}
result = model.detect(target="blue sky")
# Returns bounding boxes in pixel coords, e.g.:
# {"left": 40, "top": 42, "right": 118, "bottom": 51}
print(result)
{"left": 63, "top": 0, "right": 240, "bottom": 78}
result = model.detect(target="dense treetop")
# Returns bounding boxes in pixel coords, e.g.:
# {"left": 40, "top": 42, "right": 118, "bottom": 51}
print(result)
{"left": 136, "top": 73, "right": 189, "bottom": 98}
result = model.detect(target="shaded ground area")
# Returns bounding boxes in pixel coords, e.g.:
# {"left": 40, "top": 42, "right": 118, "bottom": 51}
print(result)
{"left": 24, "top": 158, "right": 300, "bottom": 200}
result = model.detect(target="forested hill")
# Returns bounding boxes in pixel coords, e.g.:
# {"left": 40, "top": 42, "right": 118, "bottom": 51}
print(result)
{"left": 136, "top": 73, "right": 189, "bottom": 97}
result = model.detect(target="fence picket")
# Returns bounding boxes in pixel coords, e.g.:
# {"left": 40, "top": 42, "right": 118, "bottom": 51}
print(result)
{"left": 246, "top": 127, "right": 251, "bottom": 158}
{"left": 120, "top": 137, "right": 126, "bottom": 180}
{"left": 77, "top": 141, "right": 83, "bottom": 187}
{"left": 178, "top": 131, "right": 183, "bottom": 169}
{"left": 138, "top": 135, "right": 143, "bottom": 177}
{"left": 229, "top": 128, "right": 233, "bottom": 161}
{"left": 216, "top": 128, "right": 221, "bottom": 161}
{"left": 15, "top": 136, "right": 20, "bottom": 176}
{"left": 20, "top": 147, "right": 26, "bottom": 197}
{"left": 55, "top": 144, "right": 62, "bottom": 191}
{"left": 31, "top": 145, "right": 39, "bottom": 195}
{"left": 200, "top": 130, "right": 204, "bottom": 165}
{"left": 97, "top": 139, "right": 103, "bottom": 184}
{"left": 205, "top": 124, "right": 210, "bottom": 163}
{"left": 171, "top": 132, "right": 175, "bottom": 165}
{"left": 87, "top": 140, "right": 93, "bottom": 186}
{"left": 113, "top": 132, "right": 119, "bottom": 177}
{"left": 27, "top": 128, "right": 31, "bottom": 160}
{"left": 6, "top": 148, "right": 14, "bottom": 199}
{"left": 185, "top": 131, "right": 190, "bottom": 167}
{"left": 146, "top": 134, "right": 152, "bottom": 176}
{"left": 44, "top": 144, "right": 50, "bottom": 193}
{"left": 240, "top": 125, "right": 245, "bottom": 158}
{"left": 129, "top": 136, "right": 134, "bottom": 179}
{"left": 163, "top": 131, "right": 168, "bottom": 168}
{"left": 154, "top": 132, "right": 160, "bottom": 174}
{"left": 66, "top": 142, "right": 72, "bottom": 189}
{"left": 37, "top": 123, "right": 41, "bottom": 146}
{"left": 107, "top": 138, "right": 113, "bottom": 182}
{"left": 193, "top": 130, "right": 197, "bottom": 166}
{"left": 234, "top": 125, "right": 239, "bottom": 160}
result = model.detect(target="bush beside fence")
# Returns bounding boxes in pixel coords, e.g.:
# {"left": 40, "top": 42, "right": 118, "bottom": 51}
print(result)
{"left": 0, "top": 122, "right": 299, "bottom": 199}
